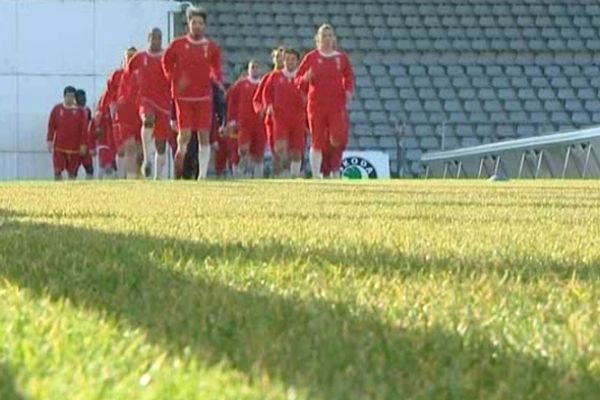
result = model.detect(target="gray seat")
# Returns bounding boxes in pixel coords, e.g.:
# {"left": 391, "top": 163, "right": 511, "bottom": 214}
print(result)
{"left": 444, "top": 100, "right": 463, "bottom": 112}
{"left": 415, "top": 124, "right": 434, "bottom": 137}
{"left": 498, "top": 89, "right": 517, "bottom": 100}
{"left": 484, "top": 100, "right": 503, "bottom": 112}
{"left": 420, "top": 136, "right": 440, "bottom": 149}
{"left": 365, "top": 99, "right": 383, "bottom": 111}
{"left": 497, "top": 125, "right": 514, "bottom": 138}
{"left": 439, "top": 88, "right": 458, "bottom": 100}
{"left": 518, "top": 89, "right": 536, "bottom": 100}
{"left": 464, "top": 100, "right": 483, "bottom": 112}
{"left": 573, "top": 113, "right": 592, "bottom": 125}
{"left": 385, "top": 100, "right": 402, "bottom": 113}
{"left": 419, "top": 88, "right": 437, "bottom": 100}
{"left": 369, "top": 112, "right": 388, "bottom": 124}
{"left": 350, "top": 111, "right": 368, "bottom": 124}
{"left": 557, "top": 88, "right": 577, "bottom": 100}
{"left": 584, "top": 100, "right": 600, "bottom": 112}
{"left": 517, "top": 125, "right": 537, "bottom": 136}
{"left": 410, "top": 112, "right": 429, "bottom": 123}
{"left": 530, "top": 112, "right": 550, "bottom": 124}
{"left": 524, "top": 100, "right": 543, "bottom": 112}
{"left": 565, "top": 100, "right": 584, "bottom": 112}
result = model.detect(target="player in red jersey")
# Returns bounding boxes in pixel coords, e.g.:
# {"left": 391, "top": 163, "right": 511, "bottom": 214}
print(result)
{"left": 296, "top": 24, "right": 354, "bottom": 178}
{"left": 47, "top": 86, "right": 87, "bottom": 180}
{"left": 226, "top": 60, "right": 265, "bottom": 178}
{"left": 253, "top": 47, "right": 284, "bottom": 174}
{"left": 127, "top": 28, "right": 172, "bottom": 179}
{"left": 90, "top": 104, "right": 116, "bottom": 179}
{"left": 262, "top": 49, "right": 306, "bottom": 178}
{"left": 96, "top": 47, "right": 138, "bottom": 178}
{"left": 75, "top": 89, "right": 95, "bottom": 179}
{"left": 162, "top": 6, "right": 222, "bottom": 179}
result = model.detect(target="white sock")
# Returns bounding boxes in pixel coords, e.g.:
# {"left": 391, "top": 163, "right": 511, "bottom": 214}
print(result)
{"left": 117, "top": 155, "right": 126, "bottom": 179}
{"left": 253, "top": 161, "right": 264, "bottom": 178}
{"left": 310, "top": 148, "right": 323, "bottom": 179}
{"left": 290, "top": 161, "right": 302, "bottom": 178}
{"left": 331, "top": 170, "right": 341, "bottom": 179}
{"left": 231, "top": 164, "right": 240, "bottom": 178}
{"left": 198, "top": 145, "right": 211, "bottom": 179}
{"left": 155, "top": 152, "right": 166, "bottom": 180}
{"left": 141, "top": 127, "right": 154, "bottom": 177}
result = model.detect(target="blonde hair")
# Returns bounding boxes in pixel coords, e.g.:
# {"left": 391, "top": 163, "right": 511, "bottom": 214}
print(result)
{"left": 315, "top": 24, "right": 337, "bottom": 49}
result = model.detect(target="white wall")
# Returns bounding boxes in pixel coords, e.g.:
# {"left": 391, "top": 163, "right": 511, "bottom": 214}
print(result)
{"left": 0, "top": 0, "right": 179, "bottom": 179}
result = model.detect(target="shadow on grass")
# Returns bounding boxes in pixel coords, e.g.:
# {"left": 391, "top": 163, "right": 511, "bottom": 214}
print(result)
{"left": 0, "top": 364, "right": 27, "bottom": 400}
{"left": 0, "top": 218, "right": 599, "bottom": 399}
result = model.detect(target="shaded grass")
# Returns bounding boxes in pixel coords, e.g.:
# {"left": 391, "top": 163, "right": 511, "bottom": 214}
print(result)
{"left": 1, "top": 180, "right": 600, "bottom": 399}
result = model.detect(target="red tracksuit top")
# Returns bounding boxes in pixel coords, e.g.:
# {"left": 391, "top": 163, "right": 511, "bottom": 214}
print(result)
{"left": 47, "top": 104, "right": 87, "bottom": 153}
{"left": 295, "top": 49, "right": 354, "bottom": 112}
{"left": 98, "top": 68, "right": 124, "bottom": 117}
{"left": 226, "top": 77, "right": 263, "bottom": 129}
{"left": 262, "top": 69, "right": 306, "bottom": 125}
{"left": 127, "top": 50, "right": 171, "bottom": 113}
{"left": 162, "top": 35, "right": 222, "bottom": 101}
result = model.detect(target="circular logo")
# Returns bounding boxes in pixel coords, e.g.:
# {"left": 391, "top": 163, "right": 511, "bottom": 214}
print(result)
{"left": 341, "top": 156, "right": 377, "bottom": 179}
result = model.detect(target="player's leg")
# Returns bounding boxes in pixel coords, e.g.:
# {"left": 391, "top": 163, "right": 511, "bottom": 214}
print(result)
{"left": 52, "top": 151, "right": 65, "bottom": 181}
{"left": 328, "top": 109, "right": 349, "bottom": 179}
{"left": 121, "top": 134, "right": 139, "bottom": 180}
{"left": 250, "top": 126, "right": 266, "bottom": 178}
{"left": 152, "top": 112, "right": 171, "bottom": 180}
{"left": 272, "top": 119, "right": 289, "bottom": 178}
{"left": 237, "top": 126, "right": 251, "bottom": 178}
{"left": 227, "top": 135, "right": 240, "bottom": 178}
{"left": 140, "top": 110, "right": 156, "bottom": 178}
{"left": 307, "top": 110, "right": 327, "bottom": 179}
{"left": 289, "top": 124, "right": 306, "bottom": 178}
{"left": 195, "top": 101, "right": 213, "bottom": 180}
{"left": 66, "top": 154, "right": 79, "bottom": 180}
{"left": 174, "top": 100, "right": 194, "bottom": 179}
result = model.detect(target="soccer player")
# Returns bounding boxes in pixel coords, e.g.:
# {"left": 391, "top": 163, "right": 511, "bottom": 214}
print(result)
{"left": 162, "top": 6, "right": 222, "bottom": 179}
{"left": 90, "top": 98, "right": 116, "bottom": 179}
{"left": 75, "top": 89, "right": 95, "bottom": 179}
{"left": 226, "top": 60, "right": 265, "bottom": 178}
{"left": 262, "top": 49, "right": 306, "bottom": 178}
{"left": 253, "top": 47, "right": 284, "bottom": 174}
{"left": 96, "top": 48, "right": 138, "bottom": 178}
{"left": 127, "top": 28, "right": 172, "bottom": 179}
{"left": 295, "top": 24, "right": 354, "bottom": 178}
{"left": 47, "top": 86, "right": 87, "bottom": 180}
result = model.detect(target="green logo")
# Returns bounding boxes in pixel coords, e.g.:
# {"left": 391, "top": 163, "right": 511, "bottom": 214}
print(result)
{"left": 342, "top": 157, "right": 377, "bottom": 179}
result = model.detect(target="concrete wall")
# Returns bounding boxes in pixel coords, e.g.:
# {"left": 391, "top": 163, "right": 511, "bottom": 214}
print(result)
{"left": 0, "top": 0, "right": 179, "bottom": 179}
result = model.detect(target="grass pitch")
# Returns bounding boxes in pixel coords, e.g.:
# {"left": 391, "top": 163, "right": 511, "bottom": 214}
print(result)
{"left": 1, "top": 180, "right": 599, "bottom": 399}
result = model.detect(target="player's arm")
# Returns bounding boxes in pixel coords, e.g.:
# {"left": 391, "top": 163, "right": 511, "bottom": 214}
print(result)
{"left": 210, "top": 43, "right": 223, "bottom": 89}
{"left": 252, "top": 73, "right": 269, "bottom": 114}
{"left": 226, "top": 82, "right": 239, "bottom": 128}
{"left": 295, "top": 53, "right": 313, "bottom": 87}
{"left": 78, "top": 109, "right": 87, "bottom": 155}
{"left": 161, "top": 41, "right": 177, "bottom": 81}
{"left": 342, "top": 53, "right": 355, "bottom": 102}
{"left": 47, "top": 106, "right": 57, "bottom": 152}
{"left": 261, "top": 73, "right": 275, "bottom": 116}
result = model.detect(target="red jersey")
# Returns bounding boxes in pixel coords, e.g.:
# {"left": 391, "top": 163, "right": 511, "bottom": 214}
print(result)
{"left": 162, "top": 35, "right": 222, "bottom": 101}
{"left": 97, "top": 68, "right": 124, "bottom": 117}
{"left": 81, "top": 106, "right": 95, "bottom": 152}
{"left": 226, "top": 77, "right": 262, "bottom": 129}
{"left": 47, "top": 104, "right": 87, "bottom": 153}
{"left": 90, "top": 107, "right": 114, "bottom": 151}
{"left": 262, "top": 70, "right": 305, "bottom": 125}
{"left": 252, "top": 71, "right": 276, "bottom": 114}
{"left": 127, "top": 50, "right": 171, "bottom": 112}
{"left": 295, "top": 49, "right": 354, "bottom": 111}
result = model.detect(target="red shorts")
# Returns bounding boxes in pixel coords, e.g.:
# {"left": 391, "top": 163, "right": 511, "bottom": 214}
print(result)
{"left": 79, "top": 154, "right": 94, "bottom": 170}
{"left": 273, "top": 118, "right": 306, "bottom": 154}
{"left": 307, "top": 108, "right": 348, "bottom": 152}
{"left": 264, "top": 115, "right": 275, "bottom": 153}
{"left": 53, "top": 151, "right": 79, "bottom": 177}
{"left": 238, "top": 124, "right": 266, "bottom": 159}
{"left": 97, "top": 146, "right": 115, "bottom": 169}
{"left": 139, "top": 99, "right": 171, "bottom": 141}
{"left": 115, "top": 101, "right": 142, "bottom": 149}
{"left": 213, "top": 134, "right": 240, "bottom": 174}
{"left": 175, "top": 99, "right": 212, "bottom": 132}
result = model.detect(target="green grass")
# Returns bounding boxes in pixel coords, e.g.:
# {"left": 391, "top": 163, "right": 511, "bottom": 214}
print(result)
{"left": 1, "top": 180, "right": 600, "bottom": 399}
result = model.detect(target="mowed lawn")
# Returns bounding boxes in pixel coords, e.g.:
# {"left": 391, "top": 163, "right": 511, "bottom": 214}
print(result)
{"left": 1, "top": 180, "right": 600, "bottom": 399}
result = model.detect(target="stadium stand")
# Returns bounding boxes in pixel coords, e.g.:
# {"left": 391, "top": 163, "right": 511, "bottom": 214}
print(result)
{"left": 195, "top": 0, "right": 600, "bottom": 176}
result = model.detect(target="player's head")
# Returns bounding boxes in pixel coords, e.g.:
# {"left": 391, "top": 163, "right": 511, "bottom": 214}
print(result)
{"left": 63, "top": 86, "right": 77, "bottom": 106}
{"left": 271, "top": 46, "right": 285, "bottom": 70}
{"left": 316, "top": 24, "right": 336, "bottom": 51}
{"left": 283, "top": 49, "right": 300, "bottom": 72}
{"left": 123, "top": 46, "right": 137, "bottom": 66}
{"left": 148, "top": 28, "right": 162, "bottom": 51}
{"left": 247, "top": 60, "right": 261, "bottom": 80}
{"left": 186, "top": 6, "right": 207, "bottom": 38}
{"left": 75, "top": 89, "right": 86, "bottom": 107}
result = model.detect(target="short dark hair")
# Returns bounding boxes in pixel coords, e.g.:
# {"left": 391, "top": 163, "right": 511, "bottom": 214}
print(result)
{"left": 271, "top": 46, "right": 284, "bottom": 57}
{"left": 186, "top": 6, "right": 207, "bottom": 23}
{"left": 284, "top": 48, "right": 301, "bottom": 60}
{"left": 75, "top": 89, "right": 86, "bottom": 97}
{"left": 148, "top": 27, "right": 162, "bottom": 40}
{"left": 63, "top": 86, "right": 76, "bottom": 96}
